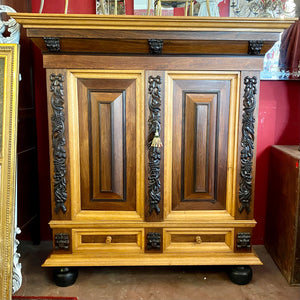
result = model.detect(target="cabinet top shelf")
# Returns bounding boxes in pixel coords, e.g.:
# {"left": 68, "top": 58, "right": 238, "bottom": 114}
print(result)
{"left": 10, "top": 13, "right": 296, "bottom": 55}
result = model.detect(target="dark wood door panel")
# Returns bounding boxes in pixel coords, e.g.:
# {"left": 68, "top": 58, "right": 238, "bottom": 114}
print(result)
{"left": 172, "top": 79, "right": 230, "bottom": 211}
{"left": 78, "top": 78, "right": 136, "bottom": 211}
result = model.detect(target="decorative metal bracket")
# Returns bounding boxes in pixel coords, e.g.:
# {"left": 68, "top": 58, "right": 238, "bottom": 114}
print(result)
{"left": 50, "top": 74, "right": 67, "bottom": 214}
{"left": 148, "top": 75, "right": 162, "bottom": 215}
{"left": 248, "top": 41, "right": 264, "bottom": 55}
{"left": 148, "top": 39, "right": 163, "bottom": 55}
{"left": 239, "top": 76, "right": 257, "bottom": 214}
{"left": 236, "top": 232, "right": 251, "bottom": 249}
{"left": 146, "top": 232, "right": 161, "bottom": 250}
{"left": 44, "top": 37, "right": 61, "bottom": 52}
{"left": 55, "top": 233, "right": 70, "bottom": 250}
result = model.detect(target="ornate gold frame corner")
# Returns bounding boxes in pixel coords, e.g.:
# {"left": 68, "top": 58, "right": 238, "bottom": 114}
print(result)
{"left": 0, "top": 44, "right": 20, "bottom": 300}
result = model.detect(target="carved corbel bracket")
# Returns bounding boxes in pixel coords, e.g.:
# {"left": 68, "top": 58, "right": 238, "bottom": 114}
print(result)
{"left": 148, "top": 39, "right": 164, "bottom": 55}
{"left": 248, "top": 40, "right": 264, "bottom": 55}
{"left": 44, "top": 37, "right": 61, "bottom": 52}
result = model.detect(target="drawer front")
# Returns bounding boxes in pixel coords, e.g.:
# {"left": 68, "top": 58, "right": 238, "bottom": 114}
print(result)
{"left": 73, "top": 229, "right": 144, "bottom": 253}
{"left": 164, "top": 228, "right": 233, "bottom": 253}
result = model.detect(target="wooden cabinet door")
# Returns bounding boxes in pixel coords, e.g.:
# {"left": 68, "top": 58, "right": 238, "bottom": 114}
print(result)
{"left": 164, "top": 72, "right": 240, "bottom": 220}
{"left": 67, "top": 70, "right": 145, "bottom": 221}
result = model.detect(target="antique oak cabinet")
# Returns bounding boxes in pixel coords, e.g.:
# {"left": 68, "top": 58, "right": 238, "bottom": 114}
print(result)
{"left": 11, "top": 13, "right": 294, "bottom": 285}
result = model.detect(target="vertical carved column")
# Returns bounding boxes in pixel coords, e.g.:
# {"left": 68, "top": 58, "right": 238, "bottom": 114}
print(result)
{"left": 50, "top": 74, "right": 67, "bottom": 214}
{"left": 239, "top": 76, "right": 257, "bottom": 214}
{"left": 148, "top": 75, "right": 162, "bottom": 215}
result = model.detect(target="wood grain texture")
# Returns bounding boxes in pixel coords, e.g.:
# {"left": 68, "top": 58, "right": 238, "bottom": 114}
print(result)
{"left": 172, "top": 77, "right": 229, "bottom": 210}
{"left": 43, "top": 55, "right": 264, "bottom": 71}
{"left": 66, "top": 70, "right": 144, "bottom": 221}
{"left": 265, "top": 146, "right": 300, "bottom": 285}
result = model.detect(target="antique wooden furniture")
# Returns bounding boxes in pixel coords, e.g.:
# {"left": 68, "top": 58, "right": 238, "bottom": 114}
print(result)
{"left": 11, "top": 13, "right": 294, "bottom": 285}
{"left": 265, "top": 145, "right": 300, "bottom": 285}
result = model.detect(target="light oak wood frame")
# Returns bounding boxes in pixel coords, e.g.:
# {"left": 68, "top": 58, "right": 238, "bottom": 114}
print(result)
{"left": 0, "top": 44, "right": 20, "bottom": 300}
{"left": 164, "top": 72, "right": 240, "bottom": 222}
{"left": 67, "top": 70, "right": 145, "bottom": 221}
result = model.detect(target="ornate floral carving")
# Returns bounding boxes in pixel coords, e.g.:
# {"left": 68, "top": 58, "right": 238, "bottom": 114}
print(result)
{"left": 148, "top": 39, "right": 163, "bottom": 55}
{"left": 146, "top": 232, "right": 161, "bottom": 250}
{"left": 148, "top": 75, "right": 162, "bottom": 215}
{"left": 50, "top": 74, "right": 67, "bottom": 214}
{"left": 239, "top": 76, "right": 257, "bottom": 214}
{"left": 55, "top": 233, "right": 70, "bottom": 250}
{"left": 236, "top": 232, "right": 251, "bottom": 249}
{"left": 248, "top": 40, "right": 264, "bottom": 55}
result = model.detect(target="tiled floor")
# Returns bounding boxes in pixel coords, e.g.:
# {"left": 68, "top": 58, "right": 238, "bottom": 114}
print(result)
{"left": 14, "top": 242, "right": 300, "bottom": 300}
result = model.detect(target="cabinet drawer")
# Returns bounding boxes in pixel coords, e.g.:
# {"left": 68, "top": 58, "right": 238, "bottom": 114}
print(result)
{"left": 164, "top": 229, "right": 233, "bottom": 253}
{"left": 73, "top": 229, "right": 144, "bottom": 253}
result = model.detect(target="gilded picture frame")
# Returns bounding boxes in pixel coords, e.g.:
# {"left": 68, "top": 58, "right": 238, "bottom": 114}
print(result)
{"left": 0, "top": 44, "right": 20, "bottom": 300}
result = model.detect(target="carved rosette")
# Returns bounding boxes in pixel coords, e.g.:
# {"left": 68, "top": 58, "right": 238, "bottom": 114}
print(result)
{"left": 236, "top": 232, "right": 251, "bottom": 249}
{"left": 239, "top": 76, "right": 257, "bottom": 214}
{"left": 146, "top": 232, "right": 161, "bottom": 250}
{"left": 50, "top": 74, "right": 67, "bottom": 214}
{"left": 148, "top": 75, "right": 162, "bottom": 215}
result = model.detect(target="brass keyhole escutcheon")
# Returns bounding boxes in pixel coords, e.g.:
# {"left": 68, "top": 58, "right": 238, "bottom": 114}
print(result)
{"left": 106, "top": 236, "right": 112, "bottom": 244}
{"left": 195, "top": 235, "right": 202, "bottom": 244}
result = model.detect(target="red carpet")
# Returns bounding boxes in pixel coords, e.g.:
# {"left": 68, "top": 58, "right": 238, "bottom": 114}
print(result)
{"left": 13, "top": 297, "right": 78, "bottom": 300}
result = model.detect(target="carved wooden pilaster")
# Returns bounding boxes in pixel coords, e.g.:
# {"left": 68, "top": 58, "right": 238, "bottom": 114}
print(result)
{"left": 50, "top": 74, "right": 67, "bottom": 214}
{"left": 148, "top": 75, "right": 162, "bottom": 215}
{"left": 239, "top": 76, "right": 257, "bottom": 214}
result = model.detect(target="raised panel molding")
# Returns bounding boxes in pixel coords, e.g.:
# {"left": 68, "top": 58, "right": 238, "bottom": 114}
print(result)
{"left": 164, "top": 72, "right": 240, "bottom": 221}
{"left": 183, "top": 93, "right": 218, "bottom": 202}
{"left": 89, "top": 91, "right": 125, "bottom": 200}
{"left": 66, "top": 70, "right": 145, "bottom": 221}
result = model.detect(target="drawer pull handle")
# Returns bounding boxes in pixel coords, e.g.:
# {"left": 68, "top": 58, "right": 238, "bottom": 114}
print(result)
{"left": 106, "top": 236, "right": 112, "bottom": 244}
{"left": 195, "top": 236, "right": 202, "bottom": 244}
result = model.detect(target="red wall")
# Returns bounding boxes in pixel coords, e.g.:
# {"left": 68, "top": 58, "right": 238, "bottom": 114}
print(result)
{"left": 31, "top": 0, "right": 300, "bottom": 244}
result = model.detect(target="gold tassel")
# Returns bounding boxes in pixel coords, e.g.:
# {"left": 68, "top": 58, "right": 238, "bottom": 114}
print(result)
{"left": 151, "top": 129, "right": 163, "bottom": 148}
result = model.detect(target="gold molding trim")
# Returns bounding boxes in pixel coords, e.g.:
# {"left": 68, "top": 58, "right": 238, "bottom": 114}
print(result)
{"left": 9, "top": 13, "right": 295, "bottom": 32}
{"left": 0, "top": 44, "right": 20, "bottom": 300}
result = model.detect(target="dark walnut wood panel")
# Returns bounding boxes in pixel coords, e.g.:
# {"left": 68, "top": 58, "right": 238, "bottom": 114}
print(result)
{"left": 26, "top": 28, "right": 281, "bottom": 42}
{"left": 43, "top": 55, "right": 264, "bottom": 71}
{"left": 90, "top": 92, "right": 124, "bottom": 198}
{"left": 172, "top": 79, "right": 230, "bottom": 211}
{"left": 78, "top": 78, "right": 136, "bottom": 211}
{"left": 184, "top": 93, "right": 217, "bottom": 199}
{"left": 30, "top": 37, "right": 274, "bottom": 55}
